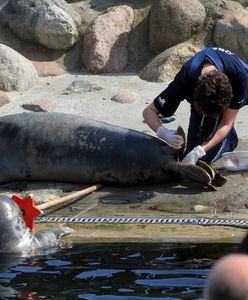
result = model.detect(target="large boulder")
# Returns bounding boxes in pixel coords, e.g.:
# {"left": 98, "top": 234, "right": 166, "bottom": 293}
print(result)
{"left": 127, "top": 3, "right": 153, "bottom": 71}
{"left": 214, "top": 9, "right": 248, "bottom": 61}
{"left": 0, "top": 43, "right": 39, "bottom": 91}
{"left": 139, "top": 42, "right": 200, "bottom": 82}
{"left": 150, "top": 0, "right": 206, "bottom": 53}
{"left": 0, "top": 0, "right": 81, "bottom": 50}
{"left": 232, "top": 0, "right": 248, "bottom": 6}
{"left": 198, "top": 0, "right": 243, "bottom": 44}
{"left": 199, "top": 0, "right": 242, "bottom": 19}
{"left": 82, "top": 5, "right": 134, "bottom": 73}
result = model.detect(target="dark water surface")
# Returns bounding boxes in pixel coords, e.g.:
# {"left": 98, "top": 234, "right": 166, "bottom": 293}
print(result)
{"left": 0, "top": 243, "right": 237, "bottom": 300}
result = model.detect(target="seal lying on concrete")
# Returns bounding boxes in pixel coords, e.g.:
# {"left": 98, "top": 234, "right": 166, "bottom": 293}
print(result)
{"left": 0, "top": 112, "right": 223, "bottom": 189}
{"left": 0, "top": 195, "right": 73, "bottom": 253}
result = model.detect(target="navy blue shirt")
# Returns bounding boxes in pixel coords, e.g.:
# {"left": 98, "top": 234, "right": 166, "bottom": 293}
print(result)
{"left": 154, "top": 47, "right": 248, "bottom": 117}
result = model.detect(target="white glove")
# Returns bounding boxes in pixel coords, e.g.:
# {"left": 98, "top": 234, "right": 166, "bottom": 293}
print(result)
{"left": 182, "top": 145, "right": 206, "bottom": 165}
{"left": 156, "top": 125, "right": 184, "bottom": 149}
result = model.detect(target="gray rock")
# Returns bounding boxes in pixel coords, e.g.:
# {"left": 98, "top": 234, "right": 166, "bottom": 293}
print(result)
{"left": 21, "top": 104, "right": 47, "bottom": 112}
{"left": 0, "top": 0, "right": 81, "bottom": 50}
{"left": 199, "top": 0, "right": 242, "bottom": 19}
{"left": 232, "top": 0, "right": 248, "bottom": 6}
{"left": 65, "top": 80, "right": 102, "bottom": 93}
{"left": 50, "top": 0, "right": 81, "bottom": 26}
{"left": 214, "top": 9, "right": 248, "bottom": 61}
{"left": 150, "top": 0, "right": 206, "bottom": 53}
{"left": 111, "top": 90, "right": 140, "bottom": 103}
{"left": 139, "top": 42, "right": 201, "bottom": 82}
{"left": 0, "top": 43, "right": 39, "bottom": 91}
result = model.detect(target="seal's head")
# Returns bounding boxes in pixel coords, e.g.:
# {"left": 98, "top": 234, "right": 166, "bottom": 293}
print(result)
{"left": 0, "top": 195, "right": 33, "bottom": 253}
{"left": 0, "top": 195, "right": 74, "bottom": 254}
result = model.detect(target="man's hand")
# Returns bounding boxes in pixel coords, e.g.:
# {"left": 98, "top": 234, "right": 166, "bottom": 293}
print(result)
{"left": 182, "top": 145, "right": 206, "bottom": 165}
{"left": 156, "top": 125, "right": 184, "bottom": 149}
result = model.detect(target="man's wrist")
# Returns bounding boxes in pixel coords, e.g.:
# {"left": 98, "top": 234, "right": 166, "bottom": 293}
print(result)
{"left": 195, "top": 145, "right": 206, "bottom": 157}
{"left": 156, "top": 125, "right": 166, "bottom": 134}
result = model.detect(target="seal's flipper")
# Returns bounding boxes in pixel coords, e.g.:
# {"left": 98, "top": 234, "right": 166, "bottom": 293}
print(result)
{"left": 34, "top": 227, "right": 74, "bottom": 250}
{"left": 177, "top": 162, "right": 212, "bottom": 187}
{"left": 197, "top": 160, "right": 215, "bottom": 180}
{"left": 197, "top": 160, "right": 227, "bottom": 187}
{"left": 176, "top": 125, "right": 186, "bottom": 161}
{"left": 211, "top": 172, "right": 227, "bottom": 187}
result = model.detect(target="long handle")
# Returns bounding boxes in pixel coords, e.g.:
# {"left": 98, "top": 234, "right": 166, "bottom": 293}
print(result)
{"left": 37, "top": 184, "right": 103, "bottom": 211}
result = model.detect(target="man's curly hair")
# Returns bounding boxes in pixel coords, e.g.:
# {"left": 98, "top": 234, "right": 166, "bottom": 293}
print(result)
{"left": 193, "top": 70, "right": 233, "bottom": 116}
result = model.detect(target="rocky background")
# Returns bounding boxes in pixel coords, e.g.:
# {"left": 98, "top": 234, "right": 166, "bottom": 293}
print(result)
{"left": 0, "top": 0, "right": 248, "bottom": 98}
{"left": 0, "top": 0, "right": 248, "bottom": 241}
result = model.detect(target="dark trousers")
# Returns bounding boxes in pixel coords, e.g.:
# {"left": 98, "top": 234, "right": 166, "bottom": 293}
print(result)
{"left": 186, "top": 109, "right": 238, "bottom": 164}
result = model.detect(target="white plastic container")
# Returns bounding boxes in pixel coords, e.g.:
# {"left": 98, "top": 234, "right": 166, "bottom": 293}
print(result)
{"left": 222, "top": 151, "right": 248, "bottom": 171}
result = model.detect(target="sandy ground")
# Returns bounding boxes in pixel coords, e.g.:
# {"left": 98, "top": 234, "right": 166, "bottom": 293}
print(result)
{"left": 2, "top": 73, "right": 177, "bottom": 133}
{"left": 3, "top": 73, "right": 248, "bottom": 139}
{"left": 2, "top": 72, "right": 248, "bottom": 243}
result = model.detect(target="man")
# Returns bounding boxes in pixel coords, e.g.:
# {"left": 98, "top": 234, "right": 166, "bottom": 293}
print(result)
{"left": 143, "top": 47, "right": 248, "bottom": 164}
{"left": 204, "top": 253, "right": 248, "bottom": 300}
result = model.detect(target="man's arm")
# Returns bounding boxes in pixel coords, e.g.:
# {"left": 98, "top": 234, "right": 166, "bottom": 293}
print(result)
{"left": 142, "top": 102, "right": 161, "bottom": 132}
{"left": 143, "top": 60, "right": 191, "bottom": 149}
{"left": 201, "top": 108, "right": 239, "bottom": 152}
{"left": 143, "top": 103, "right": 184, "bottom": 149}
{"left": 182, "top": 108, "right": 239, "bottom": 164}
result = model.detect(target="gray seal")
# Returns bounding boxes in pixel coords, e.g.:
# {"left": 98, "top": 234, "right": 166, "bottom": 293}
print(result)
{"left": 0, "top": 195, "right": 73, "bottom": 254}
{"left": 0, "top": 112, "right": 213, "bottom": 187}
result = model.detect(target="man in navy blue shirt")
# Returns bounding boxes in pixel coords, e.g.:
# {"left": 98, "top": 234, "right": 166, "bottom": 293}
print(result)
{"left": 143, "top": 47, "right": 248, "bottom": 164}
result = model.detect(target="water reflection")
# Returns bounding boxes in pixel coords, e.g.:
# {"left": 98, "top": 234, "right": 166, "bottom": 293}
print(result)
{"left": 0, "top": 243, "right": 237, "bottom": 299}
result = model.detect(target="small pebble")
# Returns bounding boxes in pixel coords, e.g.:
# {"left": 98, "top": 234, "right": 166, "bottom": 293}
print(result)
{"left": 194, "top": 204, "right": 209, "bottom": 212}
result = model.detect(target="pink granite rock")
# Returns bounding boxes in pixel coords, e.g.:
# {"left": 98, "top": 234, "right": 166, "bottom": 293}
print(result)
{"left": 83, "top": 5, "right": 134, "bottom": 73}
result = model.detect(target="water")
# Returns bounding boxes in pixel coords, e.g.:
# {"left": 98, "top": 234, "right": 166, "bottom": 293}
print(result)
{"left": 0, "top": 243, "right": 237, "bottom": 300}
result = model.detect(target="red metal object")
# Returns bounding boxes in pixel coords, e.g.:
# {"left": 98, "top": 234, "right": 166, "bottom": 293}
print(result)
{"left": 20, "top": 291, "right": 43, "bottom": 300}
{"left": 12, "top": 194, "right": 42, "bottom": 231}
{"left": 11, "top": 184, "right": 103, "bottom": 231}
